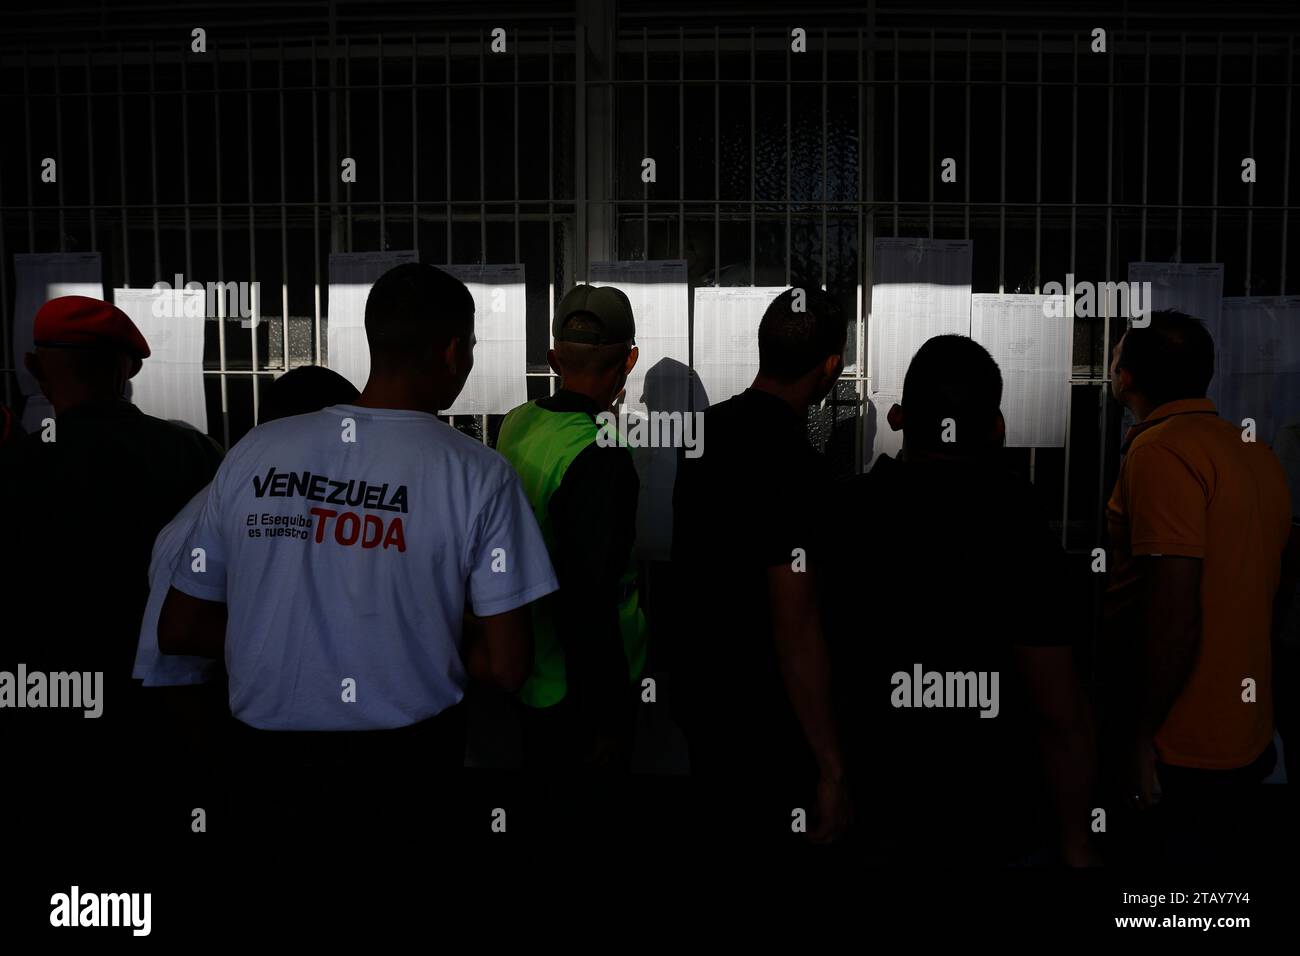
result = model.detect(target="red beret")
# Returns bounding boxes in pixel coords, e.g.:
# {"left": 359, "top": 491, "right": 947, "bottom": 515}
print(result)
{"left": 33, "top": 296, "right": 151, "bottom": 368}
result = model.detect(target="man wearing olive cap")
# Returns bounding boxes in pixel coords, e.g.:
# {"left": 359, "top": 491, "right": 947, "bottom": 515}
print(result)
{"left": 0, "top": 295, "right": 223, "bottom": 846}
{"left": 495, "top": 283, "right": 648, "bottom": 838}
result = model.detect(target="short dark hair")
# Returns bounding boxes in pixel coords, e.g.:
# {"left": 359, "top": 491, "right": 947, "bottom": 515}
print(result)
{"left": 901, "top": 335, "right": 1003, "bottom": 452}
{"left": 1116, "top": 309, "right": 1214, "bottom": 406}
{"left": 263, "top": 366, "right": 360, "bottom": 422}
{"left": 364, "top": 263, "right": 474, "bottom": 369}
{"left": 757, "top": 286, "right": 848, "bottom": 382}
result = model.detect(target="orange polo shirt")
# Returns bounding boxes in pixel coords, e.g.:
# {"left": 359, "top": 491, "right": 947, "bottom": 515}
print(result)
{"left": 1105, "top": 399, "right": 1291, "bottom": 769}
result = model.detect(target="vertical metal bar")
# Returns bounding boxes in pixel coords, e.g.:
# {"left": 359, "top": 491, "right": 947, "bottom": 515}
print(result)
{"left": 116, "top": 47, "right": 129, "bottom": 280}
{"left": 1097, "top": 31, "right": 1116, "bottom": 554}
{"left": 787, "top": 24, "right": 793, "bottom": 283}
{"left": 1140, "top": 32, "right": 1150, "bottom": 260}
{"left": 345, "top": 37, "right": 353, "bottom": 252}
{"left": 328, "top": 6, "right": 340, "bottom": 256}
{"left": 85, "top": 49, "right": 97, "bottom": 254}
{"left": 313, "top": 37, "right": 323, "bottom": 366}
{"left": 1210, "top": 35, "right": 1222, "bottom": 261}
{"left": 822, "top": 27, "right": 828, "bottom": 291}
{"left": 475, "top": 30, "right": 480, "bottom": 261}
{"left": 214, "top": 45, "right": 230, "bottom": 448}
{"left": 715, "top": 25, "right": 721, "bottom": 285}
{"left": 24, "top": 48, "right": 34, "bottom": 251}
{"left": 1244, "top": 34, "right": 1257, "bottom": 296}
{"left": 181, "top": 43, "right": 191, "bottom": 276}
{"left": 53, "top": 50, "right": 65, "bottom": 252}
{"left": 750, "top": 26, "right": 756, "bottom": 285}
{"left": 279, "top": 42, "right": 290, "bottom": 371}
{"left": 575, "top": 23, "right": 586, "bottom": 282}
{"left": 965, "top": 30, "right": 971, "bottom": 239}
{"left": 892, "top": 29, "right": 899, "bottom": 237}
{"left": 643, "top": 26, "right": 649, "bottom": 257}
{"left": 856, "top": 24, "right": 865, "bottom": 469}
{"left": 1034, "top": 31, "right": 1042, "bottom": 289}
{"left": 446, "top": 33, "right": 453, "bottom": 264}
{"left": 1061, "top": 31, "right": 1079, "bottom": 549}
{"left": 412, "top": 35, "right": 420, "bottom": 256}
{"left": 547, "top": 25, "right": 554, "bottom": 318}
{"left": 378, "top": 35, "right": 386, "bottom": 247}
{"left": 998, "top": 31, "right": 1006, "bottom": 293}
{"left": 514, "top": 29, "right": 520, "bottom": 266}
{"left": 679, "top": 26, "right": 685, "bottom": 263}
{"left": 1282, "top": 36, "right": 1294, "bottom": 294}
{"left": 148, "top": 42, "right": 161, "bottom": 278}
{"left": 1176, "top": 34, "right": 1186, "bottom": 260}
{"left": 247, "top": 40, "right": 260, "bottom": 423}
{"left": 928, "top": 31, "right": 934, "bottom": 238}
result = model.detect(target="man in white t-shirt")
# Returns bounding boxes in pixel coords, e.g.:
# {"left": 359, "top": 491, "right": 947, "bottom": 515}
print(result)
{"left": 158, "top": 263, "right": 558, "bottom": 840}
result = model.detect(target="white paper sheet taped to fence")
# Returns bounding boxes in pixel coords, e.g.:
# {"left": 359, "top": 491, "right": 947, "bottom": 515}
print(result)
{"left": 115, "top": 287, "right": 209, "bottom": 434}
{"left": 1216, "top": 296, "right": 1300, "bottom": 445}
{"left": 588, "top": 260, "right": 690, "bottom": 561}
{"left": 692, "top": 286, "right": 785, "bottom": 408}
{"left": 326, "top": 250, "right": 420, "bottom": 390}
{"left": 869, "top": 239, "right": 973, "bottom": 399}
{"left": 13, "top": 252, "right": 104, "bottom": 429}
{"left": 970, "top": 294, "right": 1071, "bottom": 448}
{"left": 439, "top": 263, "right": 528, "bottom": 417}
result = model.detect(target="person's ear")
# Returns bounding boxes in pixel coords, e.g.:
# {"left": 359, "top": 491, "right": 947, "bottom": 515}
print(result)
{"left": 824, "top": 353, "right": 844, "bottom": 383}
{"left": 546, "top": 348, "right": 560, "bottom": 377}
{"left": 993, "top": 410, "right": 1006, "bottom": 446}
{"left": 625, "top": 345, "right": 640, "bottom": 376}
{"left": 441, "top": 337, "right": 461, "bottom": 375}
{"left": 886, "top": 402, "right": 904, "bottom": 433}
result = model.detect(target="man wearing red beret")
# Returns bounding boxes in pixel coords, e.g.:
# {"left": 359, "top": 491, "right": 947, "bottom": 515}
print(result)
{"left": 0, "top": 295, "right": 223, "bottom": 845}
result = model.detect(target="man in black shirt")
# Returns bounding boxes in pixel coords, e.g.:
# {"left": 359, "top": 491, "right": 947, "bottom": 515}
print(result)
{"left": 672, "top": 286, "right": 852, "bottom": 847}
{"left": 1, "top": 295, "right": 223, "bottom": 849}
{"left": 829, "top": 334, "right": 1095, "bottom": 865}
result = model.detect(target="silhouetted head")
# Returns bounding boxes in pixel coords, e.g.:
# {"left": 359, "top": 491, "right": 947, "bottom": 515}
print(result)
{"left": 547, "top": 284, "right": 639, "bottom": 409}
{"left": 24, "top": 295, "right": 150, "bottom": 416}
{"left": 263, "top": 366, "right": 360, "bottom": 423}
{"left": 755, "top": 286, "right": 848, "bottom": 405}
{"left": 1110, "top": 309, "right": 1214, "bottom": 417}
{"left": 364, "top": 263, "right": 475, "bottom": 411}
{"left": 889, "top": 334, "right": 1004, "bottom": 457}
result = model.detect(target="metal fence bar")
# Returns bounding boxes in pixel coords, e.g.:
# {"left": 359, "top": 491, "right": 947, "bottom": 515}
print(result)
{"left": 246, "top": 40, "right": 261, "bottom": 423}
{"left": 1244, "top": 33, "right": 1257, "bottom": 295}
{"left": 1283, "top": 35, "right": 1294, "bottom": 294}
{"left": 213, "top": 44, "right": 231, "bottom": 448}
{"left": 279, "top": 42, "right": 291, "bottom": 373}
{"left": 313, "top": 36, "right": 323, "bottom": 366}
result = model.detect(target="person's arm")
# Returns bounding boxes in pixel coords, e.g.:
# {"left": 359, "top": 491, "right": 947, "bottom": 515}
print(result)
{"left": 1133, "top": 555, "right": 1202, "bottom": 739}
{"left": 1015, "top": 645, "right": 1097, "bottom": 865}
{"left": 464, "top": 605, "right": 533, "bottom": 692}
{"left": 767, "top": 563, "right": 852, "bottom": 844}
{"left": 158, "top": 587, "right": 228, "bottom": 659}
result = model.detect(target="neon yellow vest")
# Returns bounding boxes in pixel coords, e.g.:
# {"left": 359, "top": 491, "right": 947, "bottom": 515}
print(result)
{"left": 496, "top": 400, "right": 647, "bottom": 708}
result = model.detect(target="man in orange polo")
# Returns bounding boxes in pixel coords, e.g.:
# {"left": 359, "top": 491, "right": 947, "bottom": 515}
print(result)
{"left": 1105, "top": 309, "right": 1292, "bottom": 864}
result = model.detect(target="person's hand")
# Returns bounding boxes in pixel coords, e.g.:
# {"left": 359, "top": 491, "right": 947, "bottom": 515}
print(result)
{"left": 1126, "top": 737, "right": 1162, "bottom": 811}
{"left": 807, "top": 773, "right": 853, "bottom": 845}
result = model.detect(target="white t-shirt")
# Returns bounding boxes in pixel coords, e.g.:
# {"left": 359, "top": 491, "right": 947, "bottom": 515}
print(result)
{"left": 171, "top": 404, "right": 558, "bottom": 730}
{"left": 133, "top": 486, "right": 220, "bottom": 687}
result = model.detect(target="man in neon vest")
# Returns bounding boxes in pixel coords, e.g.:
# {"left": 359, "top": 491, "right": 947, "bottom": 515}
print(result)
{"left": 497, "top": 285, "right": 648, "bottom": 830}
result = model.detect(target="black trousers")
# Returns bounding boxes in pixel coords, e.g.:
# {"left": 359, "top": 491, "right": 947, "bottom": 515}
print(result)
{"left": 225, "top": 705, "right": 467, "bottom": 845}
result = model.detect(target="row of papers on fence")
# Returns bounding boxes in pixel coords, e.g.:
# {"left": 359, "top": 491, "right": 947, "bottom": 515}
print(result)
{"left": 12, "top": 249, "right": 1300, "bottom": 555}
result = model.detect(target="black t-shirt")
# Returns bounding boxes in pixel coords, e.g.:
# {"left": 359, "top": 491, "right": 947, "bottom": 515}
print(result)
{"left": 535, "top": 389, "right": 640, "bottom": 728}
{"left": 826, "top": 453, "right": 1074, "bottom": 862}
{"left": 670, "top": 388, "right": 829, "bottom": 780}
{"left": 1, "top": 399, "right": 224, "bottom": 734}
